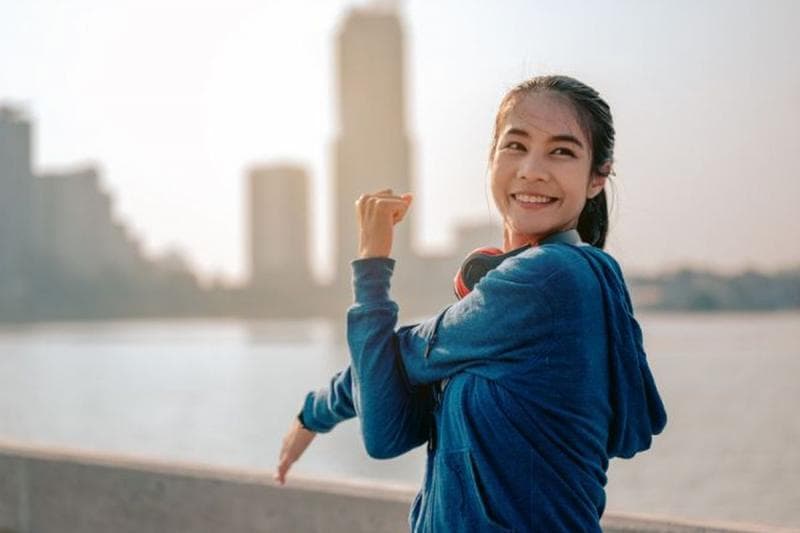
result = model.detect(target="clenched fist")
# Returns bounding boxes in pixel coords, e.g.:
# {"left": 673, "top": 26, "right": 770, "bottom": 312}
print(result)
{"left": 355, "top": 189, "right": 413, "bottom": 259}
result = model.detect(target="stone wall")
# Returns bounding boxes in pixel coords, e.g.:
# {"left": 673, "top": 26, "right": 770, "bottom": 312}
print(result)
{"left": 0, "top": 441, "right": 785, "bottom": 533}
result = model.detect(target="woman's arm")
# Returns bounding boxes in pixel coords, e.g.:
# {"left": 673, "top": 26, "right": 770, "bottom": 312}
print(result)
{"left": 346, "top": 189, "right": 563, "bottom": 458}
{"left": 350, "top": 247, "right": 572, "bottom": 389}
{"left": 302, "top": 362, "right": 434, "bottom": 460}
{"left": 274, "top": 367, "right": 358, "bottom": 486}
{"left": 300, "top": 366, "right": 357, "bottom": 433}
{"left": 276, "top": 361, "right": 431, "bottom": 483}
{"left": 348, "top": 258, "right": 436, "bottom": 459}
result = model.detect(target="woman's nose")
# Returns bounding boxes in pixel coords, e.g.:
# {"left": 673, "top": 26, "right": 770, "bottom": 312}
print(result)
{"left": 517, "top": 155, "right": 549, "bottom": 181}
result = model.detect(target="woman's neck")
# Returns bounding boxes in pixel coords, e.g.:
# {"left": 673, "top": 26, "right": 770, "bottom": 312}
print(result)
{"left": 502, "top": 225, "right": 577, "bottom": 252}
{"left": 503, "top": 229, "right": 537, "bottom": 252}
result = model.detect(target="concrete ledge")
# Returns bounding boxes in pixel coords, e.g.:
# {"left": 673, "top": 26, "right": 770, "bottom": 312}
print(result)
{"left": 0, "top": 440, "right": 792, "bottom": 533}
{"left": 600, "top": 512, "right": 796, "bottom": 533}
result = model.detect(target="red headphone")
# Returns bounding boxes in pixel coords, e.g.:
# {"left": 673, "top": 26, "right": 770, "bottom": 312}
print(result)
{"left": 452, "top": 230, "right": 582, "bottom": 299}
{"left": 453, "top": 245, "right": 532, "bottom": 299}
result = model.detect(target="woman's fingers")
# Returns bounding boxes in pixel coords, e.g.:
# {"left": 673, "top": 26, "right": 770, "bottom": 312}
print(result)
{"left": 356, "top": 189, "right": 394, "bottom": 208}
{"left": 395, "top": 193, "right": 413, "bottom": 223}
{"left": 274, "top": 418, "right": 317, "bottom": 486}
{"left": 274, "top": 433, "right": 291, "bottom": 485}
{"left": 355, "top": 189, "right": 413, "bottom": 258}
{"left": 275, "top": 455, "right": 290, "bottom": 485}
{"left": 358, "top": 192, "right": 412, "bottom": 223}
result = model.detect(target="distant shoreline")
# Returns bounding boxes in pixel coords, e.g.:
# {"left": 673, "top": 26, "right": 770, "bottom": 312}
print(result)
{"left": 1, "top": 309, "right": 799, "bottom": 330}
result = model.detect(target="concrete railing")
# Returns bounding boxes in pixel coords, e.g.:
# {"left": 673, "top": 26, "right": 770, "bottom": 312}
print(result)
{"left": 0, "top": 441, "right": 790, "bottom": 533}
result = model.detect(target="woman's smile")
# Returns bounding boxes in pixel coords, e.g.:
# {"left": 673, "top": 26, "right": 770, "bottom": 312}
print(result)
{"left": 511, "top": 193, "right": 559, "bottom": 209}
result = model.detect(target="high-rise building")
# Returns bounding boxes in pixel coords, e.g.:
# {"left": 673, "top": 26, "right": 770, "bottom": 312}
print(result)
{"left": 248, "top": 164, "right": 311, "bottom": 294}
{"left": 333, "top": 7, "right": 413, "bottom": 292}
{"left": 0, "top": 106, "right": 35, "bottom": 297}
{"left": 34, "top": 166, "right": 145, "bottom": 281}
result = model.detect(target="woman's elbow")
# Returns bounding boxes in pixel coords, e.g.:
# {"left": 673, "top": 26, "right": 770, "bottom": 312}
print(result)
{"left": 364, "top": 441, "right": 401, "bottom": 459}
{"left": 361, "top": 426, "right": 424, "bottom": 459}
{"left": 362, "top": 433, "right": 405, "bottom": 459}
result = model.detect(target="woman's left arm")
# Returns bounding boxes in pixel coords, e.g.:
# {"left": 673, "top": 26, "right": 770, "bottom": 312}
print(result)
{"left": 348, "top": 190, "right": 560, "bottom": 456}
{"left": 348, "top": 257, "right": 435, "bottom": 459}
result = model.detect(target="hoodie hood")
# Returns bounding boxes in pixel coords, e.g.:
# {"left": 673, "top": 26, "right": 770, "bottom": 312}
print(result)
{"left": 568, "top": 244, "right": 668, "bottom": 458}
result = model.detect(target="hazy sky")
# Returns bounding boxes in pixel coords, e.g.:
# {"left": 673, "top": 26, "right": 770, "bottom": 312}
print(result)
{"left": 2, "top": 0, "right": 798, "bottom": 283}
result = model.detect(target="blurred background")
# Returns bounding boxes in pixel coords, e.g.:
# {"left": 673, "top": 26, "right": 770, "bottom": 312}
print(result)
{"left": 1, "top": 0, "right": 798, "bottom": 528}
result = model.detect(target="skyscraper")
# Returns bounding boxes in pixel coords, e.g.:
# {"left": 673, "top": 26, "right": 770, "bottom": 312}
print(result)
{"left": 35, "top": 166, "right": 144, "bottom": 281}
{"left": 333, "top": 7, "right": 413, "bottom": 293}
{"left": 248, "top": 164, "right": 312, "bottom": 302}
{"left": 0, "top": 106, "right": 35, "bottom": 299}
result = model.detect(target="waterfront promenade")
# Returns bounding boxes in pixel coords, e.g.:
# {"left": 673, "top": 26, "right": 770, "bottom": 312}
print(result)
{"left": 0, "top": 441, "right": 790, "bottom": 533}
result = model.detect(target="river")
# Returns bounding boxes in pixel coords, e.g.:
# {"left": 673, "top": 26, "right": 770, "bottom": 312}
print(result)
{"left": 0, "top": 312, "right": 797, "bottom": 528}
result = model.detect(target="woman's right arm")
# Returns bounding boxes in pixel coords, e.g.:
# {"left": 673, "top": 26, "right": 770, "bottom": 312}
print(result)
{"left": 277, "top": 351, "right": 433, "bottom": 484}
{"left": 300, "top": 366, "right": 357, "bottom": 433}
{"left": 274, "top": 366, "right": 358, "bottom": 486}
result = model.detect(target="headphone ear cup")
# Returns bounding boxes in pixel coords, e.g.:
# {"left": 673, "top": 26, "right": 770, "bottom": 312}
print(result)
{"left": 453, "top": 245, "right": 533, "bottom": 299}
{"left": 453, "top": 247, "right": 504, "bottom": 299}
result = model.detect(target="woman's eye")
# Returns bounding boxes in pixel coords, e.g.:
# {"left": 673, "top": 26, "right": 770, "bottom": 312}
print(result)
{"left": 503, "top": 141, "right": 525, "bottom": 151}
{"left": 552, "top": 147, "right": 576, "bottom": 157}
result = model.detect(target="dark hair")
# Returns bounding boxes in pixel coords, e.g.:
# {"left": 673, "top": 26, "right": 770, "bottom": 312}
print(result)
{"left": 489, "top": 75, "right": 615, "bottom": 249}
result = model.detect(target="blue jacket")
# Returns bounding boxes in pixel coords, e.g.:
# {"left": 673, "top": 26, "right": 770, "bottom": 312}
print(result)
{"left": 302, "top": 231, "right": 667, "bottom": 532}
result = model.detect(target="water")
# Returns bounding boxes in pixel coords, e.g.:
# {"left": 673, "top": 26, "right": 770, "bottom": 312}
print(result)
{"left": 0, "top": 313, "right": 798, "bottom": 528}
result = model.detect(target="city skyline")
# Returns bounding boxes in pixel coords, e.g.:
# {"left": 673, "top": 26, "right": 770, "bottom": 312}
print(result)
{"left": 0, "top": 6, "right": 503, "bottom": 321}
{"left": 2, "top": 102, "right": 797, "bottom": 319}
{"left": 2, "top": 0, "right": 798, "bottom": 284}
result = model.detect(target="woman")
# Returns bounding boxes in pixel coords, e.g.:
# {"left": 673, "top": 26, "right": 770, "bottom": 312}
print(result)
{"left": 276, "top": 75, "right": 667, "bottom": 532}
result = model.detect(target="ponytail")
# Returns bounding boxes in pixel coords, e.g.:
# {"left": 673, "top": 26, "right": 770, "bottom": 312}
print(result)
{"left": 577, "top": 188, "right": 609, "bottom": 249}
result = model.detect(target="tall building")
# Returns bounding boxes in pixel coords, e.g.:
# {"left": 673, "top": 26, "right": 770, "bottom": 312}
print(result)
{"left": 333, "top": 7, "right": 413, "bottom": 293}
{"left": 34, "top": 166, "right": 145, "bottom": 281}
{"left": 0, "top": 106, "right": 35, "bottom": 296}
{"left": 248, "top": 164, "right": 312, "bottom": 307}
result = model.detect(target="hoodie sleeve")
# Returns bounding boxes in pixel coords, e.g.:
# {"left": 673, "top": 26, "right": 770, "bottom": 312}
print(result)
{"left": 349, "top": 251, "right": 556, "bottom": 388}
{"left": 299, "top": 367, "right": 357, "bottom": 433}
{"left": 347, "top": 257, "right": 435, "bottom": 458}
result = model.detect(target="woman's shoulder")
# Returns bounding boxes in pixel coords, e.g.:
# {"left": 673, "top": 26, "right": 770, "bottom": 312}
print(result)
{"left": 506, "top": 243, "right": 598, "bottom": 275}
{"left": 496, "top": 243, "right": 624, "bottom": 293}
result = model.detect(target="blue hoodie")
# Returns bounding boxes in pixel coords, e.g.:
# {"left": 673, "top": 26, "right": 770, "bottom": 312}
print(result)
{"left": 302, "top": 231, "right": 667, "bottom": 532}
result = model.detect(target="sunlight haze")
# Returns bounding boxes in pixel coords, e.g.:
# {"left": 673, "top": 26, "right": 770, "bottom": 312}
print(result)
{"left": 2, "top": 0, "right": 797, "bottom": 283}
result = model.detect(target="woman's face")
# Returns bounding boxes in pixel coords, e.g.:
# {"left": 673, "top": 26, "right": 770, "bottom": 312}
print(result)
{"left": 490, "top": 91, "right": 606, "bottom": 249}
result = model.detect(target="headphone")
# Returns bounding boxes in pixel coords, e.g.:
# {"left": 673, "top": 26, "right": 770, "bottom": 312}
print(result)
{"left": 453, "top": 245, "right": 532, "bottom": 299}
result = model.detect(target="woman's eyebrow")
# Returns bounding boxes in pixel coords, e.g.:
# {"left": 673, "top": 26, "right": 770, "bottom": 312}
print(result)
{"left": 549, "top": 134, "right": 584, "bottom": 149}
{"left": 505, "top": 128, "right": 584, "bottom": 149}
{"left": 505, "top": 127, "right": 529, "bottom": 138}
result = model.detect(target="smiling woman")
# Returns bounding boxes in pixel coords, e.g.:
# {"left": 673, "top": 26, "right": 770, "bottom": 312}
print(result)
{"left": 488, "top": 76, "right": 615, "bottom": 251}
{"left": 491, "top": 92, "right": 607, "bottom": 251}
{"left": 278, "top": 75, "right": 667, "bottom": 532}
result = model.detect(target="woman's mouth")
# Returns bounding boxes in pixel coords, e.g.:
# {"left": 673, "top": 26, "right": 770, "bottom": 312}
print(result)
{"left": 512, "top": 193, "right": 558, "bottom": 208}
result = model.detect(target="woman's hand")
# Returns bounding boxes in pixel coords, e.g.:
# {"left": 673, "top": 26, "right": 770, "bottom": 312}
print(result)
{"left": 355, "top": 189, "right": 413, "bottom": 259}
{"left": 274, "top": 416, "right": 317, "bottom": 486}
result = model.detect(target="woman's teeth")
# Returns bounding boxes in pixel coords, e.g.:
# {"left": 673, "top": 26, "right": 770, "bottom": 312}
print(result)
{"left": 514, "top": 194, "right": 555, "bottom": 204}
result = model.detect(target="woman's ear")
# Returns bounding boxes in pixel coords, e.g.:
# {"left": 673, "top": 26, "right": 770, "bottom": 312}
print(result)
{"left": 587, "top": 174, "right": 607, "bottom": 199}
{"left": 587, "top": 161, "right": 612, "bottom": 199}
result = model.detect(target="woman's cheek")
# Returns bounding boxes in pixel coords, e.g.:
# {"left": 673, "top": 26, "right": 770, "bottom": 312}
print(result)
{"left": 491, "top": 175, "right": 510, "bottom": 207}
